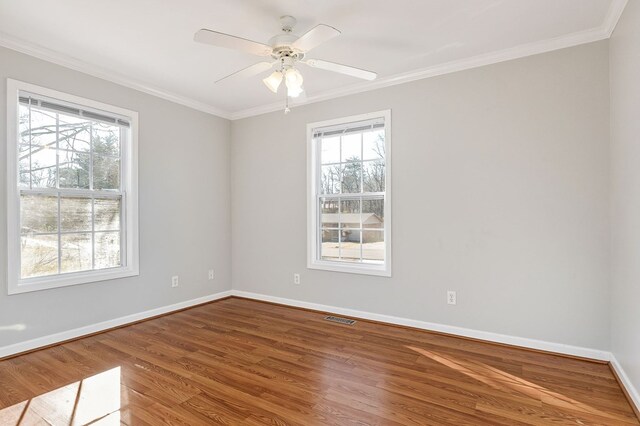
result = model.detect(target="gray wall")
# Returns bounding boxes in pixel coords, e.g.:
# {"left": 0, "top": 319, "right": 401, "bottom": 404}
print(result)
{"left": 0, "top": 46, "right": 232, "bottom": 347}
{"left": 0, "top": 38, "right": 617, "bottom": 355}
{"left": 231, "top": 41, "right": 611, "bottom": 350}
{"left": 610, "top": 1, "right": 640, "bottom": 394}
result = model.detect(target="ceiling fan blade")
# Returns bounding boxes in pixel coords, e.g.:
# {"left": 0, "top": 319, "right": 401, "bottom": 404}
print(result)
{"left": 291, "top": 24, "right": 340, "bottom": 52}
{"left": 194, "top": 29, "right": 272, "bottom": 57}
{"left": 304, "top": 59, "right": 377, "bottom": 81}
{"left": 215, "top": 61, "right": 275, "bottom": 83}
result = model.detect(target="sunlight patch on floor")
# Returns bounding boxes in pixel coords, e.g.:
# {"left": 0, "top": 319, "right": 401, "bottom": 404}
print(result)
{"left": 0, "top": 367, "right": 121, "bottom": 426}
{"left": 406, "top": 346, "right": 630, "bottom": 423}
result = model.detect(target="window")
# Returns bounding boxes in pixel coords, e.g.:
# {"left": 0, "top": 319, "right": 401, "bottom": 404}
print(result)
{"left": 6, "top": 79, "right": 139, "bottom": 294}
{"left": 307, "top": 110, "right": 391, "bottom": 276}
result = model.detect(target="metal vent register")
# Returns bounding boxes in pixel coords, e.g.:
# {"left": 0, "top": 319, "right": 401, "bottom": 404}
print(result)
{"left": 324, "top": 316, "right": 356, "bottom": 325}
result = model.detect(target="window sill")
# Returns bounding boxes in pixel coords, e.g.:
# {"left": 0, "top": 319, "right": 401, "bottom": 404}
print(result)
{"left": 307, "top": 259, "right": 391, "bottom": 277}
{"left": 8, "top": 266, "right": 139, "bottom": 295}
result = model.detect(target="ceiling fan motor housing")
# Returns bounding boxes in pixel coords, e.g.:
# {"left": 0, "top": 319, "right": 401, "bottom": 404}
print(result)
{"left": 268, "top": 15, "right": 305, "bottom": 64}
{"left": 279, "top": 15, "right": 297, "bottom": 32}
{"left": 269, "top": 33, "right": 297, "bottom": 48}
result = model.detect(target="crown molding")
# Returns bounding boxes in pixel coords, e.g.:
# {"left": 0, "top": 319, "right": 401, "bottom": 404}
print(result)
{"left": 233, "top": 30, "right": 607, "bottom": 119}
{"left": 230, "top": 0, "right": 628, "bottom": 120}
{"left": 230, "top": 25, "right": 621, "bottom": 119}
{"left": 0, "top": 0, "right": 627, "bottom": 121}
{"left": 0, "top": 32, "right": 231, "bottom": 119}
{"left": 603, "top": 0, "right": 629, "bottom": 37}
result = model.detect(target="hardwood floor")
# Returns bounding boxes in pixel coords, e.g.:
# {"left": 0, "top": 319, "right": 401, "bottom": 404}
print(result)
{"left": 0, "top": 297, "right": 637, "bottom": 425}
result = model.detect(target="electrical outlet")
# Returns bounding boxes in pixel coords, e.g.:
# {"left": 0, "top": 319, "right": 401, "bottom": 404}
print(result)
{"left": 171, "top": 276, "right": 179, "bottom": 287}
{"left": 447, "top": 291, "right": 457, "bottom": 305}
{"left": 208, "top": 269, "right": 214, "bottom": 280}
{"left": 293, "top": 273, "right": 301, "bottom": 285}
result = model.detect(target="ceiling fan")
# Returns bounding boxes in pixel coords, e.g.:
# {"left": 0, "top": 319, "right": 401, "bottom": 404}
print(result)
{"left": 194, "top": 16, "right": 377, "bottom": 111}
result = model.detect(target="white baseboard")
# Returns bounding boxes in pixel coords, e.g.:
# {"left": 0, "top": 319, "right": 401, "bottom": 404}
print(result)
{"left": 0, "top": 290, "right": 233, "bottom": 358}
{"left": 231, "top": 290, "right": 611, "bottom": 362}
{"left": 610, "top": 354, "right": 640, "bottom": 414}
{"left": 0, "top": 288, "right": 611, "bottom": 362}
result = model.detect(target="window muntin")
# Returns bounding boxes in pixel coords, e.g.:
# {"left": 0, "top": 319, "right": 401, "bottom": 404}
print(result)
{"left": 7, "top": 80, "right": 139, "bottom": 294}
{"left": 308, "top": 111, "right": 391, "bottom": 276}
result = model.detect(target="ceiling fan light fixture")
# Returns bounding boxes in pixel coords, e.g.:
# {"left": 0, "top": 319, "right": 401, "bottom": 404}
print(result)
{"left": 263, "top": 71, "right": 283, "bottom": 93}
{"left": 285, "top": 68, "right": 304, "bottom": 98}
{"left": 287, "top": 85, "right": 304, "bottom": 98}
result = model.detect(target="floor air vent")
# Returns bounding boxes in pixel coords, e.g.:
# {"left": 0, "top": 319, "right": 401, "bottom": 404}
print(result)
{"left": 324, "top": 315, "right": 356, "bottom": 325}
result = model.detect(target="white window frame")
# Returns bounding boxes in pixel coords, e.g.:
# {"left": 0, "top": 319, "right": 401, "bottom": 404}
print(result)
{"left": 307, "top": 110, "right": 392, "bottom": 277}
{"left": 6, "top": 79, "right": 139, "bottom": 295}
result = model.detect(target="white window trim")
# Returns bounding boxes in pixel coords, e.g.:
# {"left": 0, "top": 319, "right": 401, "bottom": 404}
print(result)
{"left": 307, "top": 109, "right": 392, "bottom": 277}
{"left": 6, "top": 79, "right": 139, "bottom": 295}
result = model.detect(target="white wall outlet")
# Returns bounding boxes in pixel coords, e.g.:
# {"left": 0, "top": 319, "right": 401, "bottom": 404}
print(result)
{"left": 293, "top": 273, "right": 301, "bottom": 285}
{"left": 208, "top": 269, "right": 214, "bottom": 280}
{"left": 171, "top": 276, "right": 179, "bottom": 287}
{"left": 447, "top": 290, "right": 457, "bottom": 305}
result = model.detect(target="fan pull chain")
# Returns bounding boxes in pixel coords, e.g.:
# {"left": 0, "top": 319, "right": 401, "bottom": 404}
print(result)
{"left": 284, "top": 93, "right": 291, "bottom": 114}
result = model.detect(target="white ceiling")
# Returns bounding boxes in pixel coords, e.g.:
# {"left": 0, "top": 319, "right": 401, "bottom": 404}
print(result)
{"left": 0, "top": 0, "right": 626, "bottom": 119}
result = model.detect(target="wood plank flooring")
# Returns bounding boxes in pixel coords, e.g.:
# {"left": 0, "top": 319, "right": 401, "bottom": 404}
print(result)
{"left": 0, "top": 297, "right": 637, "bottom": 425}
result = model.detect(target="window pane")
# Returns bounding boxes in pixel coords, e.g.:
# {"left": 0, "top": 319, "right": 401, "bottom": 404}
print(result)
{"left": 340, "top": 229, "right": 361, "bottom": 261}
{"left": 60, "top": 197, "right": 92, "bottom": 232}
{"left": 61, "top": 233, "right": 92, "bottom": 273}
{"left": 58, "top": 115, "right": 90, "bottom": 152}
{"left": 30, "top": 146, "right": 57, "bottom": 188}
{"left": 320, "top": 198, "right": 339, "bottom": 228}
{"left": 93, "top": 123, "right": 120, "bottom": 156}
{"left": 363, "top": 130, "right": 385, "bottom": 161}
{"left": 21, "top": 234, "right": 58, "bottom": 278}
{"left": 340, "top": 199, "right": 360, "bottom": 229}
{"left": 19, "top": 143, "right": 31, "bottom": 155}
{"left": 95, "top": 198, "right": 121, "bottom": 231}
{"left": 362, "top": 199, "right": 384, "bottom": 227}
{"left": 320, "top": 136, "right": 340, "bottom": 164}
{"left": 341, "top": 162, "right": 362, "bottom": 193}
{"left": 341, "top": 133, "right": 361, "bottom": 162}
{"left": 95, "top": 231, "right": 121, "bottom": 269}
{"left": 363, "top": 160, "right": 385, "bottom": 192}
{"left": 93, "top": 155, "right": 120, "bottom": 190}
{"left": 363, "top": 230, "right": 384, "bottom": 263}
{"left": 30, "top": 109, "right": 57, "bottom": 148}
{"left": 18, "top": 145, "right": 31, "bottom": 187}
{"left": 19, "top": 172, "right": 30, "bottom": 188}
{"left": 19, "top": 104, "right": 30, "bottom": 145}
{"left": 321, "top": 165, "right": 341, "bottom": 194}
{"left": 59, "top": 150, "right": 90, "bottom": 189}
{"left": 21, "top": 194, "right": 58, "bottom": 234}
{"left": 320, "top": 229, "right": 339, "bottom": 260}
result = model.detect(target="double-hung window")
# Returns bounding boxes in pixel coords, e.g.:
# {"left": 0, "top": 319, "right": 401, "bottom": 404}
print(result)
{"left": 6, "top": 79, "right": 139, "bottom": 294}
{"left": 307, "top": 110, "right": 391, "bottom": 276}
